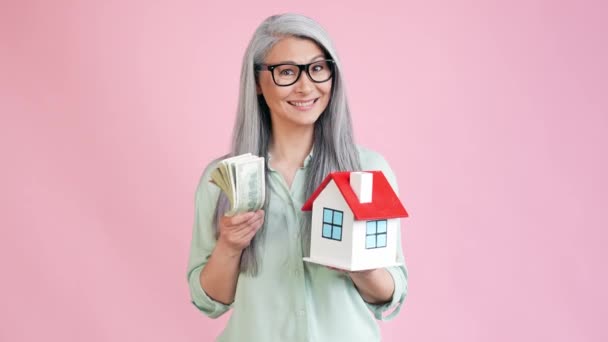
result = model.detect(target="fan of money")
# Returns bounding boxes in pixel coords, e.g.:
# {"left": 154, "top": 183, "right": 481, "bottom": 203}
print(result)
{"left": 210, "top": 153, "right": 266, "bottom": 216}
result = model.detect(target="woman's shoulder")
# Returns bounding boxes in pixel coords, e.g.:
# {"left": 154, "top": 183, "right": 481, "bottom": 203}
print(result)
{"left": 194, "top": 154, "right": 229, "bottom": 198}
{"left": 356, "top": 145, "right": 392, "bottom": 170}
{"left": 200, "top": 154, "right": 227, "bottom": 176}
{"left": 355, "top": 145, "right": 399, "bottom": 191}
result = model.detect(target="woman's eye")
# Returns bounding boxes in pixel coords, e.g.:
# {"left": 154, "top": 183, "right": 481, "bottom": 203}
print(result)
{"left": 312, "top": 65, "right": 325, "bottom": 72}
{"left": 279, "top": 69, "right": 295, "bottom": 76}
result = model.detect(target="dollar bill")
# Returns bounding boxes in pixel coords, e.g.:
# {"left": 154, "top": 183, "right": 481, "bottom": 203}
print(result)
{"left": 210, "top": 153, "right": 265, "bottom": 216}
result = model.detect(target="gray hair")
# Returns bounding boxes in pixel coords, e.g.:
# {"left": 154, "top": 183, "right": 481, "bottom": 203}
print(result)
{"left": 213, "top": 13, "right": 361, "bottom": 275}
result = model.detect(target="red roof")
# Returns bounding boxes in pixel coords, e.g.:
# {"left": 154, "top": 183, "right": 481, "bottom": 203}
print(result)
{"left": 301, "top": 171, "right": 409, "bottom": 220}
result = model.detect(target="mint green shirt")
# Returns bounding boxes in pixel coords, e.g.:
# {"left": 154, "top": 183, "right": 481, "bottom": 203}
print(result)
{"left": 187, "top": 146, "right": 408, "bottom": 342}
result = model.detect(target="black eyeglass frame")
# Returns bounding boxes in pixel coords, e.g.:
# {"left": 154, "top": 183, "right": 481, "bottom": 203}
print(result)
{"left": 255, "top": 59, "right": 336, "bottom": 87}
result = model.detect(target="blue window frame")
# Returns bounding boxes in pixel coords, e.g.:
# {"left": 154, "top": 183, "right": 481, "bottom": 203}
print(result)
{"left": 322, "top": 208, "right": 343, "bottom": 241}
{"left": 366, "top": 220, "right": 387, "bottom": 249}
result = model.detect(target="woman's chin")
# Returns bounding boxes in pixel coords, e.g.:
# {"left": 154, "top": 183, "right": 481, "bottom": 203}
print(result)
{"left": 272, "top": 111, "right": 323, "bottom": 129}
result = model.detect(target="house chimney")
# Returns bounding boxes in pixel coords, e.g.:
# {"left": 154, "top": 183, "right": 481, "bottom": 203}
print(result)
{"left": 350, "top": 172, "right": 373, "bottom": 203}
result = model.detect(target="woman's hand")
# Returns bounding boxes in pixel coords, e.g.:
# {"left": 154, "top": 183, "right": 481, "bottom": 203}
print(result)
{"left": 200, "top": 210, "right": 264, "bottom": 305}
{"left": 216, "top": 210, "right": 265, "bottom": 257}
{"left": 326, "top": 266, "right": 394, "bottom": 304}
{"left": 325, "top": 266, "right": 376, "bottom": 278}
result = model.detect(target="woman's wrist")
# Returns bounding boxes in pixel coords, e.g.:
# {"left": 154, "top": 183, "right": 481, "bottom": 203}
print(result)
{"left": 215, "top": 238, "right": 244, "bottom": 258}
{"left": 348, "top": 268, "right": 394, "bottom": 304}
{"left": 348, "top": 268, "right": 382, "bottom": 281}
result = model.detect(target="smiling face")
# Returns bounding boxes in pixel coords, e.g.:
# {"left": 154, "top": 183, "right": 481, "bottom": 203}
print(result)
{"left": 256, "top": 36, "right": 333, "bottom": 131}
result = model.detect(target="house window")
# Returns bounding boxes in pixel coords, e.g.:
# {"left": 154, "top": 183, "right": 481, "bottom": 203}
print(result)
{"left": 366, "top": 220, "right": 387, "bottom": 249}
{"left": 322, "top": 208, "right": 343, "bottom": 241}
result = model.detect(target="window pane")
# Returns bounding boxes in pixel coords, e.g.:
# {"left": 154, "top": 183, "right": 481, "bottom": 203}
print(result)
{"left": 366, "top": 235, "right": 376, "bottom": 249}
{"left": 377, "top": 220, "right": 387, "bottom": 233}
{"left": 333, "top": 211, "right": 343, "bottom": 226}
{"left": 366, "top": 221, "right": 376, "bottom": 235}
{"left": 323, "top": 209, "right": 333, "bottom": 223}
{"left": 322, "top": 224, "right": 332, "bottom": 238}
{"left": 332, "top": 227, "right": 342, "bottom": 240}
{"left": 377, "top": 233, "right": 387, "bottom": 247}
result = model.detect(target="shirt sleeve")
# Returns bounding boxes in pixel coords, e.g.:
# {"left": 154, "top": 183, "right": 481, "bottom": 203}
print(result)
{"left": 186, "top": 159, "right": 232, "bottom": 318}
{"left": 365, "top": 234, "right": 409, "bottom": 321}
{"left": 358, "top": 147, "right": 410, "bottom": 321}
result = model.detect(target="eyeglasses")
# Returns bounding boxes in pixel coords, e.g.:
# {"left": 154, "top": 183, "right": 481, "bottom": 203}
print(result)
{"left": 255, "top": 59, "right": 335, "bottom": 87}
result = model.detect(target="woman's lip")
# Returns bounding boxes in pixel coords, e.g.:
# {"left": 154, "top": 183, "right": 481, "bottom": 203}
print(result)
{"left": 288, "top": 98, "right": 318, "bottom": 110}
{"left": 288, "top": 98, "right": 318, "bottom": 104}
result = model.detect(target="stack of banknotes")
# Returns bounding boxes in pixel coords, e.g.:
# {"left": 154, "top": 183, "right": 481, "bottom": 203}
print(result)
{"left": 210, "top": 153, "right": 266, "bottom": 216}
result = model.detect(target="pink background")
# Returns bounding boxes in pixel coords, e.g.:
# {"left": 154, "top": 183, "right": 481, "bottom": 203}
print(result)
{"left": 1, "top": 0, "right": 606, "bottom": 341}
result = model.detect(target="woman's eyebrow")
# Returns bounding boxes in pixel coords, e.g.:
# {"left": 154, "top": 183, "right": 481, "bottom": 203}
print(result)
{"left": 272, "top": 54, "right": 326, "bottom": 65}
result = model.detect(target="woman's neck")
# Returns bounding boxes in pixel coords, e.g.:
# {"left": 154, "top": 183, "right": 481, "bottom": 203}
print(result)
{"left": 269, "top": 124, "right": 314, "bottom": 168}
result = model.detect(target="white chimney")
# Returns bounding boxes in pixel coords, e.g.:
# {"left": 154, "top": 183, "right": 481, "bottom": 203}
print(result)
{"left": 350, "top": 172, "right": 373, "bottom": 203}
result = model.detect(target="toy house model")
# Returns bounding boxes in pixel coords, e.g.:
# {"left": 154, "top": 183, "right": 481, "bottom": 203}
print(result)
{"left": 302, "top": 171, "right": 409, "bottom": 271}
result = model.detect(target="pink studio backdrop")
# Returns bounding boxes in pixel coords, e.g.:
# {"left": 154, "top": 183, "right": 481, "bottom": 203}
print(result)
{"left": 1, "top": 0, "right": 606, "bottom": 341}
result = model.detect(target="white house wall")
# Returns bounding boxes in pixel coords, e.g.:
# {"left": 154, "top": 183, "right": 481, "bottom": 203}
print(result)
{"left": 351, "top": 218, "right": 399, "bottom": 270}
{"left": 310, "top": 180, "right": 354, "bottom": 269}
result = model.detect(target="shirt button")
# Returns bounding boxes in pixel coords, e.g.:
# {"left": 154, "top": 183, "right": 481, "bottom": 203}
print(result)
{"left": 297, "top": 309, "right": 306, "bottom": 317}
{"left": 294, "top": 269, "right": 301, "bottom": 277}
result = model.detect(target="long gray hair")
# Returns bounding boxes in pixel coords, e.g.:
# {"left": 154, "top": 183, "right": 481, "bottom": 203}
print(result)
{"left": 213, "top": 13, "right": 361, "bottom": 275}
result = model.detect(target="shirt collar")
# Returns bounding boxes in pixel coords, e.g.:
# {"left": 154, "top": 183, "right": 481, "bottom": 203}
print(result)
{"left": 267, "top": 147, "right": 314, "bottom": 171}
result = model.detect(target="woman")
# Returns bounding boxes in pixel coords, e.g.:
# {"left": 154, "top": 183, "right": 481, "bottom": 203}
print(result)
{"left": 187, "top": 13, "right": 408, "bottom": 341}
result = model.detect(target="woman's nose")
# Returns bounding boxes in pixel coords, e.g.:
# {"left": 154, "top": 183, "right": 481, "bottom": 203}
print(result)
{"left": 293, "top": 70, "right": 314, "bottom": 93}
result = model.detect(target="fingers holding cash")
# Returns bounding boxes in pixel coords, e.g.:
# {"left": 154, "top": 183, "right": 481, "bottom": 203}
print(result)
{"left": 218, "top": 210, "right": 265, "bottom": 254}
